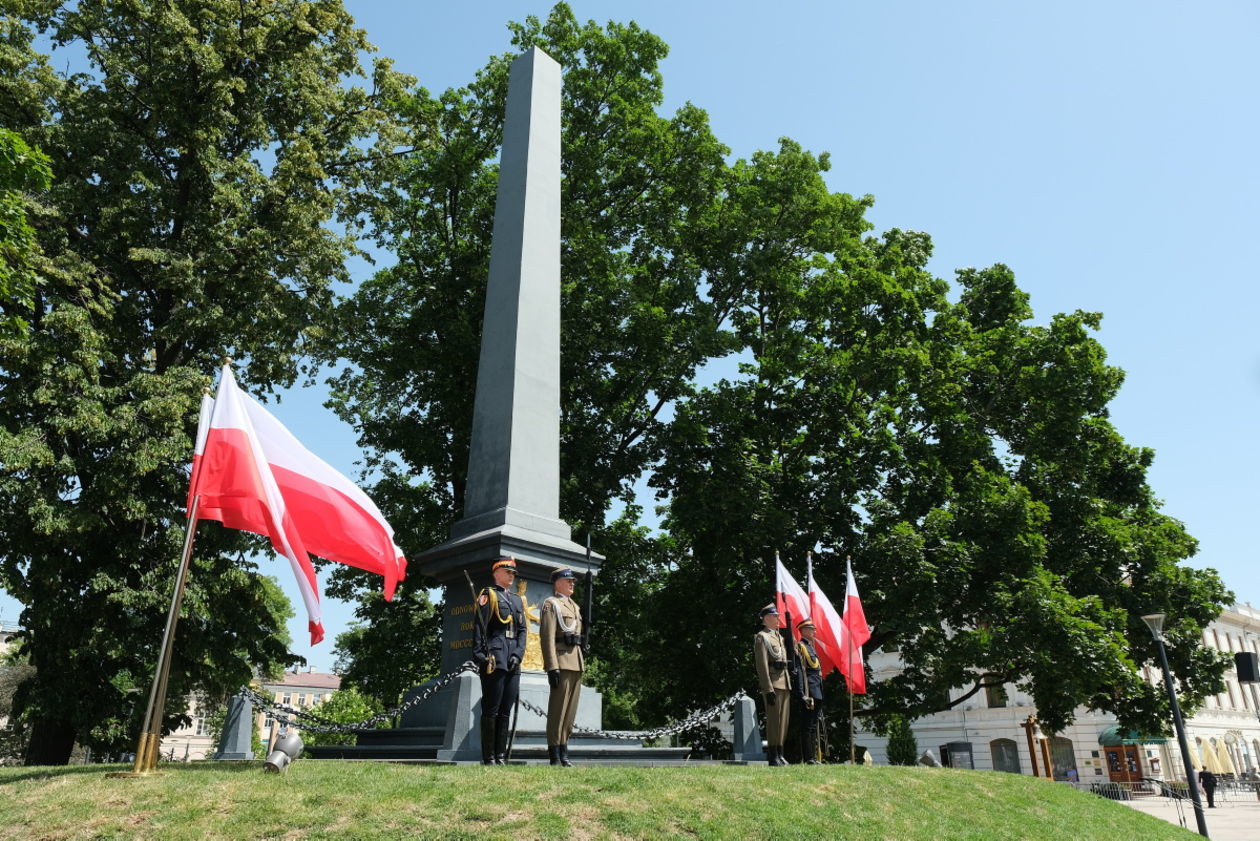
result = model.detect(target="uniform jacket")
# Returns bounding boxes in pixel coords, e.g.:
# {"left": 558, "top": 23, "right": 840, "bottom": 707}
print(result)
{"left": 540, "top": 594, "right": 584, "bottom": 672}
{"left": 795, "top": 638, "right": 824, "bottom": 701}
{"left": 754, "top": 627, "right": 792, "bottom": 693}
{"left": 473, "top": 584, "right": 526, "bottom": 671}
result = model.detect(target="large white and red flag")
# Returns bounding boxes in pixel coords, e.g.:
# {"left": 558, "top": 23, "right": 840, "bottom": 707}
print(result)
{"left": 806, "top": 555, "right": 844, "bottom": 679}
{"left": 841, "top": 557, "right": 872, "bottom": 693}
{"left": 774, "top": 555, "right": 811, "bottom": 642}
{"left": 189, "top": 365, "right": 407, "bottom": 645}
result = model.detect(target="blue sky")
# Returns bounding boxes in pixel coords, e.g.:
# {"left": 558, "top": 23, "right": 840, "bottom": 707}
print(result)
{"left": 4, "top": 2, "right": 1257, "bottom": 672}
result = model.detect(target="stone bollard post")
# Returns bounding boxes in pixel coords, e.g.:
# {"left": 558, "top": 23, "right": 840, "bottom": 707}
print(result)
{"left": 732, "top": 694, "right": 765, "bottom": 763}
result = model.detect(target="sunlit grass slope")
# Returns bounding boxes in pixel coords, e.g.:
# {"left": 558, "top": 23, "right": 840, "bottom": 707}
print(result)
{"left": 0, "top": 761, "right": 1198, "bottom": 840}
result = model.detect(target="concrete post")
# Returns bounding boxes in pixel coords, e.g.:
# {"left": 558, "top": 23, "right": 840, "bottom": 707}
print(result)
{"left": 213, "top": 693, "right": 254, "bottom": 760}
{"left": 732, "top": 695, "right": 765, "bottom": 762}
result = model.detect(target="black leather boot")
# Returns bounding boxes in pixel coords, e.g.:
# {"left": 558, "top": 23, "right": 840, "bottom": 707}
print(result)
{"left": 767, "top": 746, "right": 778, "bottom": 766}
{"left": 803, "top": 732, "right": 820, "bottom": 764}
{"left": 559, "top": 744, "right": 574, "bottom": 767}
{"left": 548, "top": 744, "right": 560, "bottom": 766}
{"left": 479, "top": 717, "right": 495, "bottom": 765}
{"left": 494, "top": 718, "right": 510, "bottom": 765}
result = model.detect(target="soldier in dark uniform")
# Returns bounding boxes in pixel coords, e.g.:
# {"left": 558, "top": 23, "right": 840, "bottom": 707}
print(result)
{"left": 473, "top": 557, "right": 526, "bottom": 765}
{"left": 794, "top": 618, "right": 824, "bottom": 764}
{"left": 754, "top": 604, "right": 791, "bottom": 766}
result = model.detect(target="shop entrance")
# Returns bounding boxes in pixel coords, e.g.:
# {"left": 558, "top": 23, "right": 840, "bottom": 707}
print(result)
{"left": 1106, "top": 744, "right": 1143, "bottom": 783}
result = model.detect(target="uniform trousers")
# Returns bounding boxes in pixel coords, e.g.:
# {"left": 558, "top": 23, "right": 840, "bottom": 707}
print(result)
{"left": 765, "top": 688, "right": 791, "bottom": 746}
{"left": 547, "top": 670, "right": 582, "bottom": 745}
{"left": 481, "top": 667, "right": 520, "bottom": 725}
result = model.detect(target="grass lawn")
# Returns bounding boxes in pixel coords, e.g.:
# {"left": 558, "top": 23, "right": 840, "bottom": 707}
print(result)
{"left": 0, "top": 761, "right": 1200, "bottom": 840}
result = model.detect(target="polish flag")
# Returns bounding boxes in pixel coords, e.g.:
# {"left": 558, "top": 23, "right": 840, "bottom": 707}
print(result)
{"left": 841, "top": 557, "right": 872, "bottom": 694}
{"left": 774, "top": 556, "right": 811, "bottom": 641}
{"left": 806, "top": 559, "right": 844, "bottom": 679}
{"left": 190, "top": 365, "right": 407, "bottom": 644}
{"left": 185, "top": 390, "right": 214, "bottom": 514}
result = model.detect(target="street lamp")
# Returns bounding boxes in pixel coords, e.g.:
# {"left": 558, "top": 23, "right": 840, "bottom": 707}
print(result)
{"left": 1142, "top": 613, "right": 1209, "bottom": 838}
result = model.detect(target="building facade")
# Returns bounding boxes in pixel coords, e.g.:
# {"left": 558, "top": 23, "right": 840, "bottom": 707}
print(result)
{"left": 254, "top": 669, "right": 341, "bottom": 749}
{"left": 160, "top": 667, "right": 341, "bottom": 761}
{"left": 858, "top": 602, "right": 1260, "bottom": 783}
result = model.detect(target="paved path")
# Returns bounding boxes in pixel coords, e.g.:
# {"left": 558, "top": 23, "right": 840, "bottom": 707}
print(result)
{"left": 1122, "top": 793, "right": 1260, "bottom": 840}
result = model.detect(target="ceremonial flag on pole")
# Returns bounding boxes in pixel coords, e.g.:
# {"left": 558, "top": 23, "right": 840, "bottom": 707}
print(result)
{"left": 185, "top": 390, "right": 214, "bottom": 513}
{"left": 806, "top": 555, "right": 844, "bottom": 679}
{"left": 774, "top": 555, "right": 811, "bottom": 640}
{"left": 841, "top": 557, "right": 872, "bottom": 693}
{"left": 191, "top": 364, "right": 407, "bottom": 645}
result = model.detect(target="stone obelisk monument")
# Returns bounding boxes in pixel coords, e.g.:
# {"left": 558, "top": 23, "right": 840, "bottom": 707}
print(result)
{"left": 308, "top": 49, "right": 691, "bottom": 763}
{"left": 418, "top": 46, "right": 601, "bottom": 663}
{"left": 363, "top": 47, "right": 603, "bottom": 762}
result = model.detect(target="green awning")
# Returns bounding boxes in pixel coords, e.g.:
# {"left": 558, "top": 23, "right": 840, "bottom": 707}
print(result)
{"left": 1098, "top": 725, "right": 1167, "bottom": 746}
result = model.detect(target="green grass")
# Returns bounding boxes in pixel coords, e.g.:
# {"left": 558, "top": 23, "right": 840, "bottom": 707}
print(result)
{"left": 0, "top": 761, "right": 1200, "bottom": 840}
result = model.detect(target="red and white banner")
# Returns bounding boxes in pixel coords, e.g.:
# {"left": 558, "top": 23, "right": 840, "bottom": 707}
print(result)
{"left": 774, "top": 556, "right": 810, "bottom": 641}
{"left": 806, "top": 566, "right": 844, "bottom": 679}
{"left": 841, "top": 557, "right": 872, "bottom": 694}
{"left": 189, "top": 365, "right": 407, "bottom": 645}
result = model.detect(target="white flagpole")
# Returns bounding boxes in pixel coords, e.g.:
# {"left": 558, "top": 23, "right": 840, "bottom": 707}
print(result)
{"left": 846, "top": 555, "right": 856, "bottom": 764}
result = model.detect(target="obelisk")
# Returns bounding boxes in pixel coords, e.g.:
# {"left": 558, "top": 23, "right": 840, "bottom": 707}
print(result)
{"left": 406, "top": 48, "right": 603, "bottom": 760}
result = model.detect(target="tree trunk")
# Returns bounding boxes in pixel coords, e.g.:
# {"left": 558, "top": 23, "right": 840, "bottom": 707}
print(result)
{"left": 24, "top": 716, "right": 76, "bottom": 766}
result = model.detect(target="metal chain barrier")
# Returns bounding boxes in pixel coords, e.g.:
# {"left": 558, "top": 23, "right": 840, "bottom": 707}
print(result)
{"left": 239, "top": 660, "right": 478, "bottom": 734}
{"left": 244, "top": 663, "right": 746, "bottom": 741}
{"left": 518, "top": 691, "right": 747, "bottom": 741}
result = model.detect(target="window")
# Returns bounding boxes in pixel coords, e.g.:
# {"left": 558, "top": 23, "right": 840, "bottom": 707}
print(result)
{"left": 985, "top": 685, "right": 1008, "bottom": 709}
{"left": 194, "top": 716, "right": 208, "bottom": 736}
{"left": 1049, "top": 737, "right": 1077, "bottom": 782}
{"left": 281, "top": 693, "right": 292, "bottom": 705}
{"left": 990, "top": 739, "right": 1021, "bottom": 774}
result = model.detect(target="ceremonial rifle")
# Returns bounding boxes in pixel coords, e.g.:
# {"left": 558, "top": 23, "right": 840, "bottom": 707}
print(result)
{"left": 463, "top": 569, "right": 491, "bottom": 673}
{"left": 583, "top": 534, "right": 594, "bottom": 656}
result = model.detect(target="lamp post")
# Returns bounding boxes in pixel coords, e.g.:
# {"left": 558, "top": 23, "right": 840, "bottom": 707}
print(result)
{"left": 1143, "top": 613, "right": 1209, "bottom": 838}
{"left": 1021, "top": 715, "right": 1042, "bottom": 777}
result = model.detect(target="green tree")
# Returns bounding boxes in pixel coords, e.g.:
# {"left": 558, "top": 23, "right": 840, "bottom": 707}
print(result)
{"left": 330, "top": 580, "right": 441, "bottom": 713}
{"left": 317, "top": 4, "right": 1228, "bottom": 740}
{"left": 299, "top": 686, "right": 385, "bottom": 749}
{"left": 885, "top": 715, "right": 918, "bottom": 766}
{"left": 0, "top": 649, "right": 35, "bottom": 764}
{"left": 0, "top": 0, "right": 404, "bottom": 764}
{"left": 0, "top": 128, "right": 50, "bottom": 335}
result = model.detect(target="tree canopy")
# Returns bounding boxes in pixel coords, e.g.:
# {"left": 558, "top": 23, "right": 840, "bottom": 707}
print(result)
{"left": 0, "top": 0, "right": 1230, "bottom": 765}
{"left": 325, "top": 3, "right": 1229, "bottom": 739}
{"left": 0, "top": 0, "right": 404, "bottom": 763}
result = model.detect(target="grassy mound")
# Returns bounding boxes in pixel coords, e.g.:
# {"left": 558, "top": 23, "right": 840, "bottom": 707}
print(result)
{"left": 0, "top": 761, "right": 1197, "bottom": 840}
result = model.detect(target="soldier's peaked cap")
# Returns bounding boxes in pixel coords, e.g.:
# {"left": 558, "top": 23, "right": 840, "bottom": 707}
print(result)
{"left": 797, "top": 618, "right": 816, "bottom": 631}
{"left": 492, "top": 557, "right": 517, "bottom": 573}
{"left": 551, "top": 567, "right": 577, "bottom": 582}
{"left": 760, "top": 603, "right": 779, "bottom": 617}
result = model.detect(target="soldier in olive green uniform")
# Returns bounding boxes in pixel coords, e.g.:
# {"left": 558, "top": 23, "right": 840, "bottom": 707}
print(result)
{"left": 541, "top": 567, "right": 584, "bottom": 767}
{"left": 794, "top": 618, "right": 824, "bottom": 764}
{"left": 755, "top": 604, "right": 792, "bottom": 766}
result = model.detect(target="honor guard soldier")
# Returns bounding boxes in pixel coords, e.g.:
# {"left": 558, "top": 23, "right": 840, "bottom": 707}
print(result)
{"left": 473, "top": 557, "right": 526, "bottom": 765}
{"left": 541, "top": 567, "right": 584, "bottom": 767}
{"left": 755, "top": 604, "right": 791, "bottom": 766}
{"left": 794, "top": 618, "right": 824, "bottom": 764}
